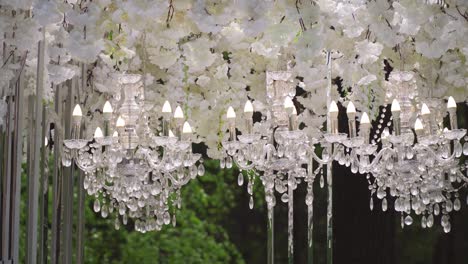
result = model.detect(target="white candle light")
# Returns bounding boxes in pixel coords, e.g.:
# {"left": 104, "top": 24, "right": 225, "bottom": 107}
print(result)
{"left": 116, "top": 116, "right": 126, "bottom": 128}
{"left": 182, "top": 121, "right": 192, "bottom": 140}
{"left": 182, "top": 121, "right": 192, "bottom": 134}
{"left": 359, "top": 112, "right": 371, "bottom": 143}
{"left": 103, "top": 101, "right": 113, "bottom": 136}
{"left": 328, "top": 100, "right": 339, "bottom": 134}
{"left": 346, "top": 101, "right": 357, "bottom": 138}
{"left": 72, "top": 104, "right": 83, "bottom": 118}
{"left": 227, "top": 106, "right": 236, "bottom": 141}
{"left": 162, "top": 100, "right": 172, "bottom": 114}
{"left": 72, "top": 104, "right": 83, "bottom": 139}
{"left": 174, "top": 106, "right": 184, "bottom": 139}
{"left": 243, "top": 100, "right": 254, "bottom": 134}
{"left": 447, "top": 96, "right": 458, "bottom": 130}
{"left": 162, "top": 100, "right": 172, "bottom": 136}
{"left": 94, "top": 127, "right": 104, "bottom": 139}
{"left": 103, "top": 101, "right": 113, "bottom": 114}
{"left": 168, "top": 129, "right": 175, "bottom": 138}
{"left": 414, "top": 118, "right": 424, "bottom": 137}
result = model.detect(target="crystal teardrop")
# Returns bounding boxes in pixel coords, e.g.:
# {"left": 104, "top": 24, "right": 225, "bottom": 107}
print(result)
{"left": 237, "top": 173, "right": 244, "bottom": 186}
{"left": 93, "top": 199, "right": 101, "bottom": 213}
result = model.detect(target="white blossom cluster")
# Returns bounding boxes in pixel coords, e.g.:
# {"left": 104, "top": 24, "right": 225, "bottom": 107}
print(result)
{"left": 0, "top": 0, "right": 467, "bottom": 157}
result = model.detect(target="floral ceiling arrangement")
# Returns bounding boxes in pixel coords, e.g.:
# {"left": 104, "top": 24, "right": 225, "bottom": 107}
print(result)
{"left": 1, "top": 0, "right": 467, "bottom": 155}
{"left": 1, "top": 0, "right": 467, "bottom": 238}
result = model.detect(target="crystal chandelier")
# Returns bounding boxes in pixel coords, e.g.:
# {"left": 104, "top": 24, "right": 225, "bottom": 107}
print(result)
{"left": 222, "top": 69, "right": 311, "bottom": 262}
{"left": 63, "top": 73, "right": 204, "bottom": 232}
{"left": 336, "top": 72, "right": 468, "bottom": 232}
{"left": 220, "top": 58, "right": 362, "bottom": 261}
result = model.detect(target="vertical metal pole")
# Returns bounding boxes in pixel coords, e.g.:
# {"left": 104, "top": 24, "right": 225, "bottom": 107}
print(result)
{"left": 27, "top": 36, "right": 45, "bottom": 264}
{"left": 51, "top": 84, "right": 62, "bottom": 264}
{"left": 62, "top": 80, "right": 73, "bottom": 264}
{"left": 0, "top": 119, "right": 3, "bottom": 259}
{"left": 11, "top": 57, "right": 25, "bottom": 264}
{"left": 325, "top": 51, "right": 333, "bottom": 264}
{"left": 1, "top": 92, "right": 13, "bottom": 263}
{"left": 0, "top": 38, "right": 12, "bottom": 264}
{"left": 38, "top": 104, "right": 48, "bottom": 264}
{"left": 76, "top": 64, "right": 86, "bottom": 264}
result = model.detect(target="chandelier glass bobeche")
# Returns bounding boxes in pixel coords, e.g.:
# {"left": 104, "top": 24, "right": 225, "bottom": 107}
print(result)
{"left": 63, "top": 74, "right": 204, "bottom": 232}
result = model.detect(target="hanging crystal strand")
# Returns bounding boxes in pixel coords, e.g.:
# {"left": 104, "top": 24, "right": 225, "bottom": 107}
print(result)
{"left": 307, "top": 156, "right": 314, "bottom": 264}
{"left": 325, "top": 51, "right": 333, "bottom": 264}
{"left": 307, "top": 182, "right": 314, "bottom": 264}
{"left": 248, "top": 173, "right": 254, "bottom": 209}
{"left": 267, "top": 194, "right": 274, "bottom": 264}
{"left": 287, "top": 173, "right": 294, "bottom": 264}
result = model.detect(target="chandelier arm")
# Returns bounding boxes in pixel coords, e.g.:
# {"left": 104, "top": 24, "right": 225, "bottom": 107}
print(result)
{"left": 413, "top": 144, "right": 457, "bottom": 163}
{"left": 456, "top": 173, "right": 468, "bottom": 184}
{"left": 232, "top": 152, "right": 256, "bottom": 170}
{"left": 166, "top": 173, "right": 191, "bottom": 186}
{"left": 303, "top": 145, "right": 328, "bottom": 164}
{"left": 362, "top": 147, "right": 395, "bottom": 171}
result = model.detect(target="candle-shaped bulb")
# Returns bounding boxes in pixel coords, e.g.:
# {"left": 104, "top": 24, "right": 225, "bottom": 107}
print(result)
{"left": 284, "top": 97, "right": 295, "bottom": 112}
{"left": 292, "top": 106, "right": 297, "bottom": 115}
{"left": 244, "top": 100, "right": 254, "bottom": 113}
{"left": 243, "top": 101, "right": 254, "bottom": 134}
{"left": 116, "top": 116, "right": 126, "bottom": 127}
{"left": 72, "top": 104, "right": 82, "bottom": 117}
{"left": 227, "top": 106, "right": 236, "bottom": 119}
{"left": 447, "top": 96, "right": 458, "bottom": 130}
{"left": 168, "top": 129, "right": 175, "bottom": 138}
{"left": 94, "top": 127, "right": 103, "bottom": 139}
{"left": 421, "top": 103, "right": 431, "bottom": 115}
{"left": 414, "top": 118, "right": 424, "bottom": 131}
{"left": 103, "top": 101, "right": 113, "bottom": 113}
{"left": 359, "top": 112, "right": 371, "bottom": 143}
{"left": 391, "top": 99, "right": 401, "bottom": 112}
{"left": 447, "top": 96, "right": 457, "bottom": 109}
{"left": 329, "top": 100, "right": 339, "bottom": 114}
{"left": 113, "top": 131, "right": 119, "bottom": 138}
{"left": 346, "top": 101, "right": 356, "bottom": 114}
{"left": 328, "top": 100, "right": 339, "bottom": 134}
{"left": 346, "top": 101, "right": 357, "bottom": 137}
{"left": 162, "top": 100, "right": 172, "bottom": 113}
{"left": 382, "top": 127, "right": 390, "bottom": 139}
{"left": 360, "top": 112, "right": 370, "bottom": 124}
{"left": 174, "top": 106, "right": 184, "bottom": 119}
{"left": 182, "top": 121, "right": 192, "bottom": 134}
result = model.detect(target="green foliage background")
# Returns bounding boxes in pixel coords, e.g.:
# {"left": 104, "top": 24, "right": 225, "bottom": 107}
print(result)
{"left": 83, "top": 160, "right": 257, "bottom": 264}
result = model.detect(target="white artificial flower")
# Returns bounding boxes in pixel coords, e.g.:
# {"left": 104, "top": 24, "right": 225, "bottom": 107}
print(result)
{"left": 355, "top": 40, "right": 383, "bottom": 64}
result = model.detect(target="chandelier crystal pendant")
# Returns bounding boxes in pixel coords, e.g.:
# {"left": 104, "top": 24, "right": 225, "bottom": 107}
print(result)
{"left": 63, "top": 73, "right": 204, "bottom": 232}
{"left": 341, "top": 72, "right": 468, "bottom": 232}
